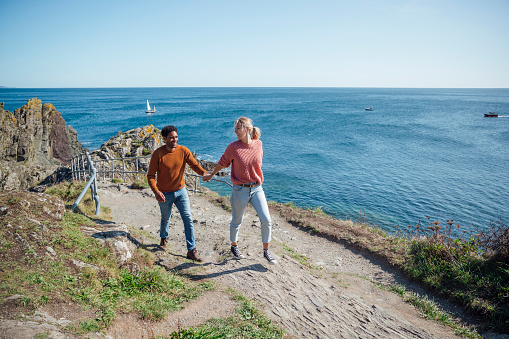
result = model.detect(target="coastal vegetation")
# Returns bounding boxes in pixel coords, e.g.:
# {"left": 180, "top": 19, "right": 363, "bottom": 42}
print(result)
{"left": 2, "top": 178, "right": 507, "bottom": 336}
{"left": 403, "top": 218, "right": 508, "bottom": 332}
{"left": 3, "top": 98, "right": 505, "bottom": 336}
{"left": 269, "top": 202, "right": 509, "bottom": 334}
{"left": 0, "top": 183, "right": 284, "bottom": 338}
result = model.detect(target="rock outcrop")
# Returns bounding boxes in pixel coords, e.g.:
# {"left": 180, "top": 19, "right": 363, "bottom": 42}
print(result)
{"left": 0, "top": 99, "right": 85, "bottom": 190}
{"left": 91, "top": 124, "right": 163, "bottom": 160}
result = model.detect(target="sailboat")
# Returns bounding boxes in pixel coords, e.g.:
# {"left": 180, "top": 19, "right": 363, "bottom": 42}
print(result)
{"left": 145, "top": 100, "right": 156, "bottom": 113}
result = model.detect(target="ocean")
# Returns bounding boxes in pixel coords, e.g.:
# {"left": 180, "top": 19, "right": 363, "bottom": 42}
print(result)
{"left": 1, "top": 87, "right": 508, "bottom": 234}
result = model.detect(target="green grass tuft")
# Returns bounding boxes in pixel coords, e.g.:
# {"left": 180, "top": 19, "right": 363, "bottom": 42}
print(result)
{"left": 169, "top": 288, "right": 284, "bottom": 339}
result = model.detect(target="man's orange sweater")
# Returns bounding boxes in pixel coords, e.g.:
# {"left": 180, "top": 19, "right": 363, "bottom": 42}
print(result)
{"left": 147, "top": 145, "right": 206, "bottom": 193}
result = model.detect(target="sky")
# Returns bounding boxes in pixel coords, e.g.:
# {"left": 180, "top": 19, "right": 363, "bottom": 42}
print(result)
{"left": 1, "top": 0, "right": 508, "bottom": 88}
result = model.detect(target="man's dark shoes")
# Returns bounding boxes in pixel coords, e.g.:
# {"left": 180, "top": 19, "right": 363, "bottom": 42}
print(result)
{"left": 159, "top": 237, "right": 168, "bottom": 251}
{"left": 187, "top": 248, "right": 203, "bottom": 262}
{"left": 231, "top": 245, "right": 245, "bottom": 259}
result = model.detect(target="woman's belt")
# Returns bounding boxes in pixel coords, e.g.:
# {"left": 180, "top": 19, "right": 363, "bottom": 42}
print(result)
{"left": 240, "top": 182, "right": 258, "bottom": 187}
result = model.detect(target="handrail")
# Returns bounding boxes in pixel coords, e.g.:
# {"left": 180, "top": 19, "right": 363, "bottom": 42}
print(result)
{"left": 72, "top": 152, "right": 100, "bottom": 215}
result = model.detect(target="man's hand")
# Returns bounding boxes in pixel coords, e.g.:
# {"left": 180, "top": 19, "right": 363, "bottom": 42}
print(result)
{"left": 155, "top": 190, "right": 165, "bottom": 202}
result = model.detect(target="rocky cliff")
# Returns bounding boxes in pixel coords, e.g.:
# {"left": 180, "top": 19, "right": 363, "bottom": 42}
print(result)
{"left": 0, "top": 99, "right": 85, "bottom": 190}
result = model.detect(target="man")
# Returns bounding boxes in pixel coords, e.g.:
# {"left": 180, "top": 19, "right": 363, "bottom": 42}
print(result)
{"left": 147, "top": 125, "right": 208, "bottom": 262}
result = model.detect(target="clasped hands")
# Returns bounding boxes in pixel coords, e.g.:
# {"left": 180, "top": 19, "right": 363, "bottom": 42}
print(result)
{"left": 202, "top": 173, "right": 214, "bottom": 182}
{"left": 154, "top": 172, "right": 213, "bottom": 202}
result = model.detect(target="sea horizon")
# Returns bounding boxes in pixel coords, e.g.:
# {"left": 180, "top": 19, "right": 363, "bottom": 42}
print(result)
{"left": 2, "top": 86, "right": 509, "bottom": 89}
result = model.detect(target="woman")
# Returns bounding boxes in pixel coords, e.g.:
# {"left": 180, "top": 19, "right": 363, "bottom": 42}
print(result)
{"left": 203, "top": 117, "right": 276, "bottom": 264}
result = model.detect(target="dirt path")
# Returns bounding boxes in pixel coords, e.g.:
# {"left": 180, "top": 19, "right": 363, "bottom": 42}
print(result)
{"left": 98, "top": 181, "right": 462, "bottom": 338}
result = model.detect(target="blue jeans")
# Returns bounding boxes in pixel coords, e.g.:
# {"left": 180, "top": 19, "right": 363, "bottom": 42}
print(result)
{"left": 158, "top": 187, "right": 195, "bottom": 251}
{"left": 230, "top": 184, "right": 272, "bottom": 243}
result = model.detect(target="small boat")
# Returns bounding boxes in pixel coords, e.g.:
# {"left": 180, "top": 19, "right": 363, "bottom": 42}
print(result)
{"left": 484, "top": 112, "right": 498, "bottom": 117}
{"left": 365, "top": 107, "right": 373, "bottom": 111}
{"left": 145, "top": 100, "right": 156, "bottom": 113}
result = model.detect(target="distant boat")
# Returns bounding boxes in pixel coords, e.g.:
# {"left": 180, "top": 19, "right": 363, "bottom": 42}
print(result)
{"left": 365, "top": 107, "right": 373, "bottom": 111}
{"left": 484, "top": 112, "right": 498, "bottom": 117}
{"left": 145, "top": 100, "right": 156, "bottom": 113}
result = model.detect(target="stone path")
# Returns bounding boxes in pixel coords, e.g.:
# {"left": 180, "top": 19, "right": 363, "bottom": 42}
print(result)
{"left": 97, "top": 181, "right": 464, "bottom": 338}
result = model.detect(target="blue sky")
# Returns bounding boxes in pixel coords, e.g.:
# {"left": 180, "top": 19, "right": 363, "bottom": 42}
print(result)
{"left": 1, "top": 0, "right": 508, "bottom": 88}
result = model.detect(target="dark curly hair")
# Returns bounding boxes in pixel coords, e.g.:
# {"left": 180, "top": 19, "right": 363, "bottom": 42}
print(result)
{"left": 161, "top": 125, "right": 178, "bottom": 138}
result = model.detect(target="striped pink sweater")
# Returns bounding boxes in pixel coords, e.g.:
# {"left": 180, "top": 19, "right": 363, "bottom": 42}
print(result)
{"left": 218, "top": 139, "right": 264, "bottom": 185}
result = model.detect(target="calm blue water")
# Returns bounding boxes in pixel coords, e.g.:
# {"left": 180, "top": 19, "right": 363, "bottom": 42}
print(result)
{"left": 2, "top": 87, "right": 508, "bottom": 233}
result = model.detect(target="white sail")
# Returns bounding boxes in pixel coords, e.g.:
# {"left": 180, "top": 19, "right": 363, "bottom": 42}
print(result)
{"left": 146, "top": 100, "right": 151, "bottom": 111}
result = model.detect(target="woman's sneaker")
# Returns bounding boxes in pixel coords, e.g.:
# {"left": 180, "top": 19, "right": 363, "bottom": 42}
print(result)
{"left": 231, "top": 245, "right": 244, "bottom": 259}
{"left": 263, "top": 249, "right": 277, "bottom": 264}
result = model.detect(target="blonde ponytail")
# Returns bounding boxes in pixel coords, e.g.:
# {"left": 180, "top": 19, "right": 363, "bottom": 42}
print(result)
{"left": 251, "top": 126, "right": 261, "bottom": 140}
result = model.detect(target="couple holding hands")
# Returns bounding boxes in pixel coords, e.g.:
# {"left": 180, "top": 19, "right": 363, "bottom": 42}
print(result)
{"left": 147, "top": 117, "right": 276, "bottom": 264}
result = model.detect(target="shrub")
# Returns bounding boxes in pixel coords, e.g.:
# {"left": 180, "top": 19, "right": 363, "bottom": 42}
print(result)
{"left": 477, "top": 221, "right": 509, "bottom": 263}
{"left": 131, "top": 179, "right": 149, "bottom": 189}
{"left": 402, "top": 217, "right": 509, "bottom": 332}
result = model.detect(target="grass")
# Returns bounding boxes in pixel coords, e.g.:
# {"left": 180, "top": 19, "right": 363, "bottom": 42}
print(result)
{"left": 0, "top": 183, "right": 283, "bottom": 337}
{"left": 404, "top": 239, "right": 509, "bottom": 331}
{"left": 44, "top": 181, "right": 111, "bottom": 218}
{"left": 44, "top": 181, "right": 90, "bottom": 203}
{"left": 131, "top": 178, "right": 150, "bottom": 189}
{"left": 211, "top": 195, "right": 232, "bottom": 213}
{"left": 1, "top": 204, "right": 210, "bottom": 334}
{"left": 281, "top": 243, "right": 318, "bottom": 269}
{"left": 7, "top": 179, "right": 506, "bottom": 335}
{"left": 168, "top": 288, "right": 284, "bottom": 339}
{"left": 387, "top": 284, "right": 479, "bottom": 338}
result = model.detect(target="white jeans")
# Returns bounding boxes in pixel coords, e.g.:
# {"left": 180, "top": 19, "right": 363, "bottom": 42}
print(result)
{"left": 230, "top": 184, "right": 272, "bottom": 243}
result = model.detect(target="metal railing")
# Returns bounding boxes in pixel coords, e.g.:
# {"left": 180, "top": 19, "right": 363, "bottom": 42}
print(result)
{"left": 70, "top": 153, "right": 232, "bottom": 215}
{"left": 71, "top": 152, "right": 100, "bottom": 215}
{"left": 71, "top": 154, "right": 152, "bottom": 183}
